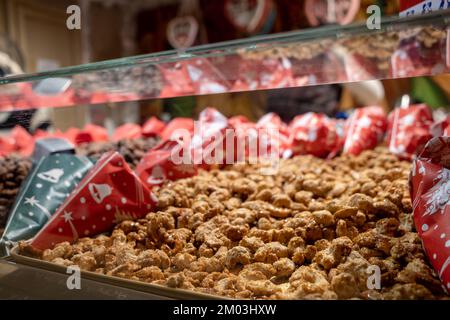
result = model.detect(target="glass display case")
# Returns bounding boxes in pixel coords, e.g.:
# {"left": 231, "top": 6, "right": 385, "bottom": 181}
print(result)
{"left": 0, "top": 11, "right": 449, "bottom": 110}
{"left": 1, "top": 10, "right": 450, "bottom": 300}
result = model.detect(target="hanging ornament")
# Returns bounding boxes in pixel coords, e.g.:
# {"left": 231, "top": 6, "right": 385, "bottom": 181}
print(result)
{"left": 166, "top": 0, "right": 206, "bottom": 49}
{"left": 167, "top": 16, "right": 199, "bottom": 49}
{"left": 224, "top": 0, "right": 276, "bottom": 35}
{"left": 305, "top": 0, "right": 360, "bottom": 26}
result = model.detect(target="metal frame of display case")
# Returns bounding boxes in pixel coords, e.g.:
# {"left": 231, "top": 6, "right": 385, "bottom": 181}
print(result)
{"left": 0, "top": 258, "right": 168, "bottom": 299}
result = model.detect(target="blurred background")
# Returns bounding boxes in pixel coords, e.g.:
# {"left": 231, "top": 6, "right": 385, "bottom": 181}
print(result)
{"left": 0, "top": 0, "right": 400, "bottom": 67}
{"left": 0, "top": 0, "right": 449, "bottom": 132}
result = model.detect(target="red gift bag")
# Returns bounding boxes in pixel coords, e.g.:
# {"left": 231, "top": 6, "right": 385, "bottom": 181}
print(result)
{"left": 158, "top": 62, "right": 195, "bottom": 98}
{"left": 191, "top": 108, "right": 230, "bottom": 168}
{"left": 431, "top": 116, "right": 450, "bottom": 137}
{"left": 410, "top": 136, "right": 450, "bottom": 292}
{"left": 256, "top": 113, "right": 291, "bottom": 158}
{"left": 112, "top": 123, "right": 142, "bottom": 141}
{"left": 0, "top": 136, "right": 15, "bottom": 156}
{"left": 343, "top": 106, "right": 387, "bottom": 156}
{"left": 289, "top": 112, "right": 341, "bottom": 158}
{"left": 160, "top": 118, "right": 194, "bottom": 142}
{"left": 387, "top": 104, "right": 434, "bottom": 159}
{"left": 30, "top": 151, "right": 157, "bottom": 250}
{"left": 232, "top": 58, "right": 295, "bottom": 91}
{"left": 142, "top": 116, "right": 165, "bottom": 138}
{"left": 185, "top": 58, "right": 230, "bottom": 95}
{"left": 11, "top": 126, "right": 35, "bottom": 156}
{"left": 82, "top": 124, "right": 109, "bottom": 142}
{"left": 136, "top": 139, "right": 197, "bottom": 188}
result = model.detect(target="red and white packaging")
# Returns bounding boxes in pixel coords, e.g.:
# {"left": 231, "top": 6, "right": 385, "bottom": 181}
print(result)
{"left": 0, "top": 135, "right": 16, "bottom": 157}
{"left": 67, "top": 128, "right": 84, "bottom": 145}
{"left": 387, "top": 104, "right": 434, "bottom": 159}
{"left": 392, "top": 1, "right": 448, "bottom": 79}
{"left": 0, "top": 126, "right": 35, "bottom": 157}
{"left": 228, "top": 113, "right": 286, "bottom": 162}
{"left": 160, "top": 118, "right": 195, "bottom": 142}
{"left": 400, "top": 0, "right": 447, "bottom": 16}
{"left": 160, "top": 58, "right": 230, "bottom": 97}
{"left": 11, "top": 126, "right": 35, "bottom": 156}
{"left": 142, "top": 116, "right": 166, "bottom": 138}
{"left": 158, "top": 62, "right": 195, "bottom": 98}
{"left": 229, "top": 115, "right": 251, "bottom": 128}
{"left": 137, "top": 108, "right": 288, "bottom": 189}
{"left": 343, "top": 106, "right": 387, "bottom": 156}
{"left": 232, "top": 58, "right": 296, "bottom": 91}
{"left": 112, "top": 123, "right": 142, "bottom": 141}
{"left": 290, "top": 51, "right": 347, "bottom": 86}
{"left": 74, "top": 124, "right": 109, "bottom": 145}
{"left": 256, "top": 113, "right": 291, "bottom": 158}
{"left": 390, "top": 39, "right": 447, "bottom": 78}
{"left": 431, "top": 115, "right": 450, "bottom": 137}
{"left": 83, "top": 124, "right": 109, "bottom": 142}
{"left": 257, "top": 112, "right": 288, "bottom": 133}
{"left": 136, "top": 139, "right": 197, "bottom": 188}
{"left": 445, "top": 124, "right": 450, "bottom": 137}
{"left": 30, "top": 151, "right": 157, "bottom": 250}
{"left": 185, "top": 58, "right": 231, "bottom": 95}
{"left": 410, "top": 136, "right": 450, "bottom": 292}
{"left": 333, "top": 47, "right": 381, "bottom": 82}
{"left": 191, "top": 107, "right": 230, "bottom": 168}
{"left": 289, "top": 112, "right": 342, "bottom": 158}
{"left": 137, "top": 108, "right": 229, "bottom": 188}
{"left": 229, "top": 116, "right": 258, "bottom": 162}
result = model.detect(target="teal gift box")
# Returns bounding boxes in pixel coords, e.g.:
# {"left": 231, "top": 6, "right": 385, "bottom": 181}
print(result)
{"left": 0, "top": 153, "right": 93, "bottom": 255}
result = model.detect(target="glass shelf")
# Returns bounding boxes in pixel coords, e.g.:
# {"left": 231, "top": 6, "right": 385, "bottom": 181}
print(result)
{"left": 0, "top": 10, "right": 450, "bottom": 111}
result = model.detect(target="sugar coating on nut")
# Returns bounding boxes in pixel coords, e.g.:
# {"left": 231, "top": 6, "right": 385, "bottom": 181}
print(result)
{"left": 20, "top": 148, "right": 448, "bottom": 300}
